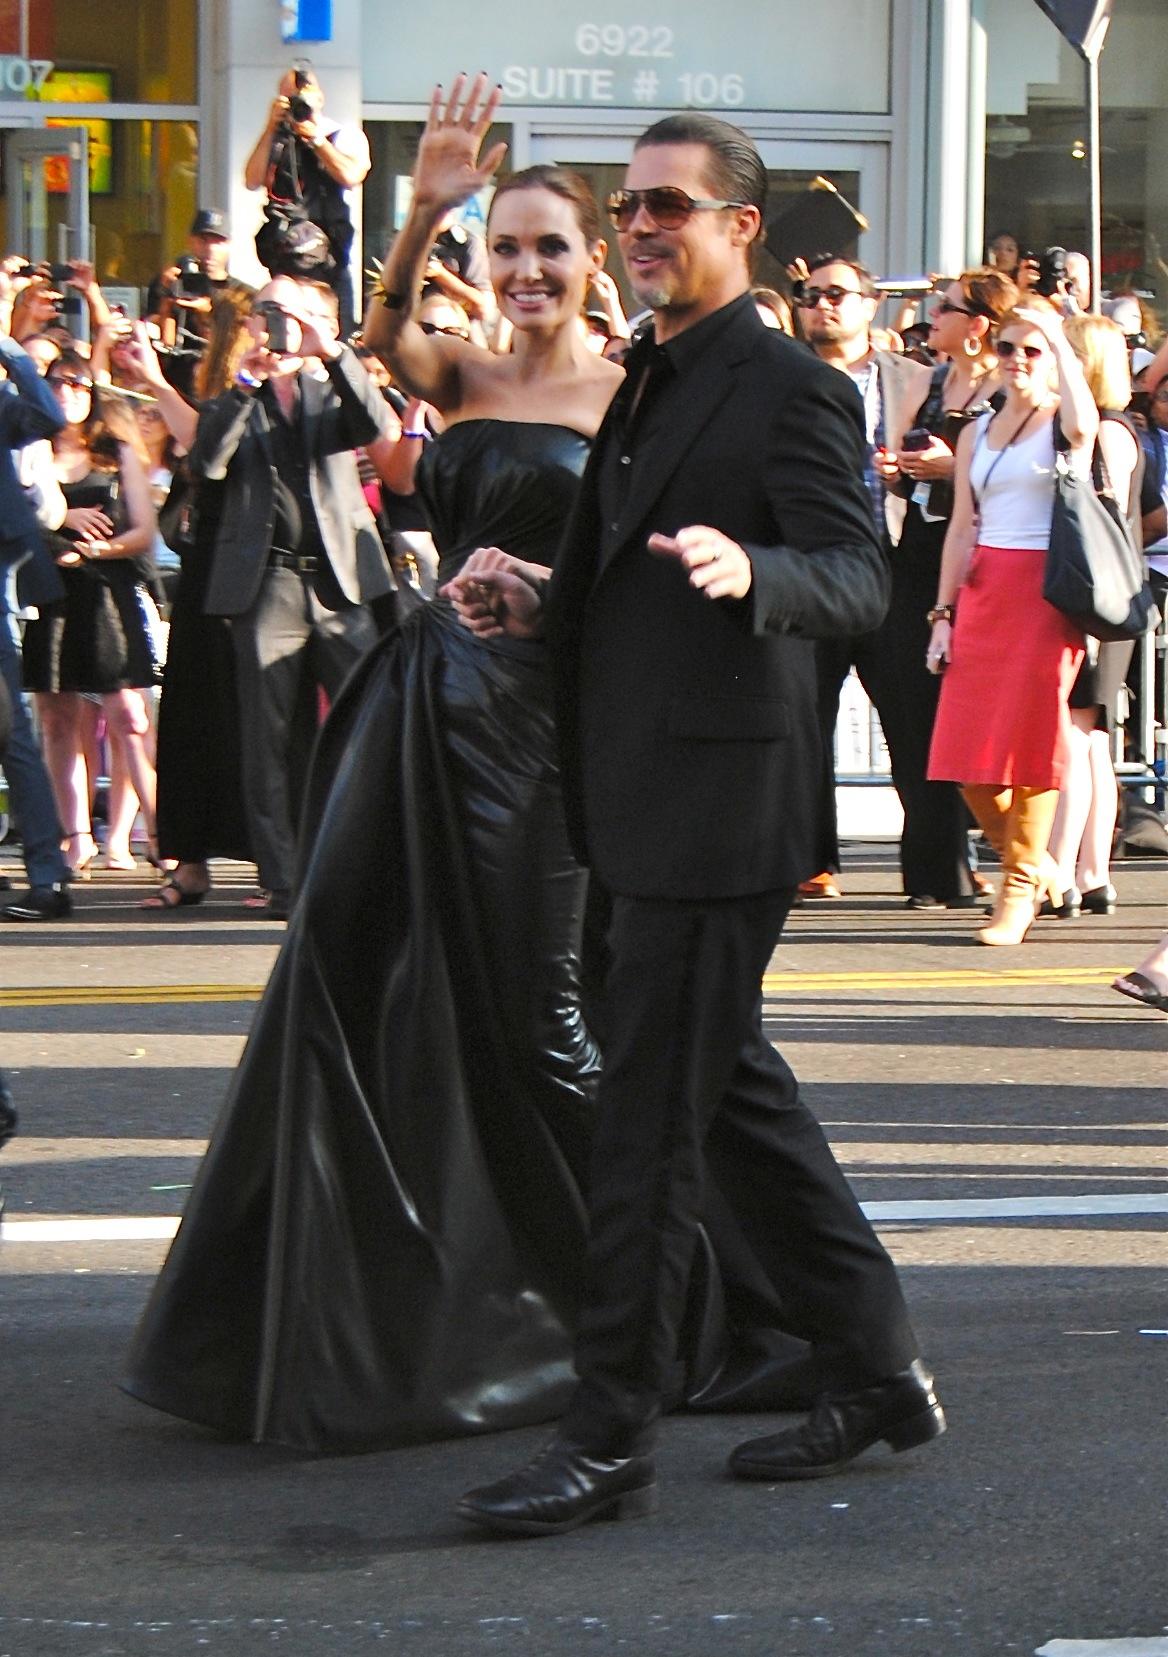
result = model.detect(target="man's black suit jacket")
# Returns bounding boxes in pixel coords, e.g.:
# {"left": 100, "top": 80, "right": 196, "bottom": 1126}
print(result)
{"left": 546, "top": 297, "right": 888, "bottom": 902}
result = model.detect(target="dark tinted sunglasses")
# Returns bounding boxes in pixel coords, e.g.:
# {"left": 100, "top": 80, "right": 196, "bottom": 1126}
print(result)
{"left": 996, "top": 340, "right": 1045, "bottom": 360}
{"left": 934, "top": 299, "right": 975, "bottom": 316}
{"left": 798, "top": 284, "right": 866, "bottom": 308}
{"left": 48, "top": 374, "right": 93, "bottom": 390}
{"left": 606, "top": 186, "right": 746, "bottom": 231}
{"left": 418, "top": 321, "right": 470, "bottom": 339}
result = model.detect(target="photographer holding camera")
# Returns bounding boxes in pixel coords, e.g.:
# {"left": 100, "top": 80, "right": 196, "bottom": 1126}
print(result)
{"left": 245, "top": 67, "right": 370, "bottom": 334}
{"left": 147, "top": 211, "right": 240, "bottom": 395}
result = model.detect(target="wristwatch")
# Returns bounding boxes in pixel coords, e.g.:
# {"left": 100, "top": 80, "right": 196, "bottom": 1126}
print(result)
{"left": 926, "top": 604, "right": 955, "bottom": 624}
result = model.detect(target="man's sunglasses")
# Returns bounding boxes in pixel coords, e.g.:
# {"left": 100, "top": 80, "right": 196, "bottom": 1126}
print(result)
{"left": 606, "top": 186, "right": 746, "bottom": 231}
{"left": 48, "top": 375, "right": 93, "bottom": 390}
{"left": 798, "top": 284, "right": 867, "bottom": 309}
{"left": 419, "top": 321, "right": 470, "bottom": 339}
{"left": 996, "top": 340, "right": 1045, "bottom": 360}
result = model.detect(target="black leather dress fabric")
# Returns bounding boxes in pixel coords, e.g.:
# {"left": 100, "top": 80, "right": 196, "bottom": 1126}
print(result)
{"left": 122, "top": 420, "right": 799, "bottom": 1452}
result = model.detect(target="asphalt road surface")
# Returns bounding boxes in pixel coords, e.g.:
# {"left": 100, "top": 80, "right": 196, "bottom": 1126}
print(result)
{"left": 2, "top": 847, "right": 1165, "bottom": 1657}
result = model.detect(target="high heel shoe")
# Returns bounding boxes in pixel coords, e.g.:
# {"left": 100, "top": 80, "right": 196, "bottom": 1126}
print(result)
{"left": 1038, "top": 884, "right": 1081, "bottom": 919}
{"left": 1079, "top": 883, "right": 1118, "bottom": 915}
{"left": 63, "top": 832, "right": 97, "bottom": 881}
{"left": 977, "top": 889, "right": 1040, "bottom": 946}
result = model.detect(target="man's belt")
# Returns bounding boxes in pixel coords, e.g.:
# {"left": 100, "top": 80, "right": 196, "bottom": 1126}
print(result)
{"left": 268, "top": 548, "right": 319, "bottom": 575}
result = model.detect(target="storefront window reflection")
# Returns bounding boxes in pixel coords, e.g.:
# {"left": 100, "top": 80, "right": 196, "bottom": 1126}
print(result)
{"left": 983, "top": 0, "right": 1166, "bottom": 335}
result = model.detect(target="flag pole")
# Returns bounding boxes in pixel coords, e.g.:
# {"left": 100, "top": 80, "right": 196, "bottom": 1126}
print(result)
{"left": 1085, "top": 51, "right": 1102, "bottom": 313}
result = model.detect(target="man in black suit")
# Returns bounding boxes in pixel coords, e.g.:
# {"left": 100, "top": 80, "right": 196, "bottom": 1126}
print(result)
{"left": 447, "top": 114, "right": 944, "bottom": 1537}
{"left": 193, "top": 277, "right": 393, "bottom": 917}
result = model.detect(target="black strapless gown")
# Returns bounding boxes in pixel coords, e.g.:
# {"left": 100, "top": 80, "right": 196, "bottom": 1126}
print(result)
{"left": 123, "top": 421, "right": 804, "bottom": 1452}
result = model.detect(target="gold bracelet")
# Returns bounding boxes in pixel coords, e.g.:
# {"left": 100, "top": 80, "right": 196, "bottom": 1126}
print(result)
{"left": 926, "top": 604, "right": 954, "bottom": 625}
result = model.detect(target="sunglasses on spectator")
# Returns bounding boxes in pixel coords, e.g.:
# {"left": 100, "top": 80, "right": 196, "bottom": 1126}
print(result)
{"left": 48, "top": 374, "right": 93, "bottom": 390}
{"left": 605, "top": 186, "right": 746, "bottom": 231}
{"left": 934, "top": 299, "right": 975, "bottom": 316}
{"left": 798, "top": 285, "right": 867, "bottom": 308}
{"left": 418, "top": 321, "right": 471, "bottom": 339}
{"left": 995, "top": 340, "right": 1045, "bottom": 360}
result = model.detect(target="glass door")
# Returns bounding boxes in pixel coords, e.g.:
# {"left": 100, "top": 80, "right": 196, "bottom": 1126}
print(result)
{"left": 5, "top": 125, "right": 90, "bottom": 268}
{"left": 527, "top": 132, "right": 888, "bottom": 306}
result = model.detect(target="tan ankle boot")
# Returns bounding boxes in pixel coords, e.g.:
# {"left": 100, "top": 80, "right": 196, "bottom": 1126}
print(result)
{"left": 976, "top": 787, "right": 1059, "bottom": 947}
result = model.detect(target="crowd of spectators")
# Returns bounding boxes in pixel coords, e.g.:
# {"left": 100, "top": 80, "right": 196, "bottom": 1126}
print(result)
{"left": 0, "top": 72, "right": 1164, "bottom": 1005}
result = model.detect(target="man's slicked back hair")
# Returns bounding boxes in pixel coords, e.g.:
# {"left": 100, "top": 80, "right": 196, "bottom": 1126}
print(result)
{"left": 634, "top": 113, "right": 768, "bottom": 238}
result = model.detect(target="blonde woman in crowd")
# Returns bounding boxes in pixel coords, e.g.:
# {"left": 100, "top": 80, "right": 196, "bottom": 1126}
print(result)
{"left": 926, "top": 306, "right": 1098, "bottom": 945}
{"left": 1041, "top": 313, "right": 1143, "bottom": 918}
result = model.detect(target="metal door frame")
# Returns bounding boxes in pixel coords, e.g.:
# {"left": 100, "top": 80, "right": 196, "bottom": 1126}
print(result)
{"left": 5, "top": 124, "right": 90, "bottom": 267}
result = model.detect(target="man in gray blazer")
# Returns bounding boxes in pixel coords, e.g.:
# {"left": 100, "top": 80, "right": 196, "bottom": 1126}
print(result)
{"left": 192, "top": 277, "right": 393, "bottom": 917}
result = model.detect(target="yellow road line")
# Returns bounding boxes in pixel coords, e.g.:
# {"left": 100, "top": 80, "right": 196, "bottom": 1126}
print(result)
{"left": 0, "top": 966, "right": 1132, "bottom": 1009}
{"left": 762, "top": 966, "right": 1129, "bottom": 993}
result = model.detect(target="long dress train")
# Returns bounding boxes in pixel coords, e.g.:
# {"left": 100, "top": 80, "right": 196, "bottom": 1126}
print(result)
{"left": 123, "top": 420, "right": 801, "bottom": 1452}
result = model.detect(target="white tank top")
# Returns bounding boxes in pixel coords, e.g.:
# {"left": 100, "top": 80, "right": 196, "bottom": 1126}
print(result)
{"left": 968, "top": 410, "right": 1057, "bottom": 549}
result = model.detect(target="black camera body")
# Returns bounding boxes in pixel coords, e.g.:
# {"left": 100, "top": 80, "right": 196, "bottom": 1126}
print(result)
{"left": 285, "top": 68, "right": 314, "bottom": 127}
{"left": 1032, "top": 246, "right": 1068, "bottom": 299}
{"left": 901, "top": 427, "right": 933, "bottom": 452}
{"left": 174, "top": 253, "right": 210, "bottom": 300}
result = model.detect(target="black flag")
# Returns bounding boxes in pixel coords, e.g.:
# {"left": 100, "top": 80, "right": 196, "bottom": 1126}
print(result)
{"left": 1031, "top": 0, "right": 1114, "bottom": 62}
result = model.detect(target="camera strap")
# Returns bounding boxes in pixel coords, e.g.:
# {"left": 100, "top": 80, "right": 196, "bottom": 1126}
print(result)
{"left": 265, "top": 128, "right": 305, "bottom": 207}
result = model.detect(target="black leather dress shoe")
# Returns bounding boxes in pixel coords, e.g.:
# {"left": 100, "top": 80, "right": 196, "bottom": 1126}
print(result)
{"left": 1, "top": 883, "right": 73, "bottom": 922}
{"left": 456, "top": 1438, "right": 658, "bottom": 1537}
{"left": 728, "top": 1359, "right": 946, "bottom": 1481}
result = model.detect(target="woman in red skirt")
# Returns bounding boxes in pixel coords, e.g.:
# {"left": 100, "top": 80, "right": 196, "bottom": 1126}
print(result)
{"left": 925, "top": 306, "right": 1098, "bottom": 945}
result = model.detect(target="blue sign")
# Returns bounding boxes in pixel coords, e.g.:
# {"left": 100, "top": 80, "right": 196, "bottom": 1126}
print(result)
{"left": 281, "top": 0, "right": 333, "bottom": 43}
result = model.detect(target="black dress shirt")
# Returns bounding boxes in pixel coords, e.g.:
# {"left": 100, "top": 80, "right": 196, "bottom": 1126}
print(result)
{"left": 595, "top": 291, "right": 756, "bottom": 557}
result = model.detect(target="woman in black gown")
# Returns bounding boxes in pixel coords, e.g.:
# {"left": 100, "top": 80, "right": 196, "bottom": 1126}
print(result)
{"left": 121, "top": 298, "right": 254, "bottom": 908}
{"left": 124, "top": 78, "right": 803, "bottom": 1451}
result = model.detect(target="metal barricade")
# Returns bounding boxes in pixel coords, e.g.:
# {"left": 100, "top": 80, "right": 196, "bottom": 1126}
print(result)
{"left": 1120, "top": 613, "right": 1167, "bottom": 808}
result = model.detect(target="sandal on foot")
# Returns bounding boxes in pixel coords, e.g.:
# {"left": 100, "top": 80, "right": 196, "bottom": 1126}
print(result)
{"left": 140, "top": 878, "right": 206, "bottom": 911}
{"left": 1111, "top": 971, "right": 1168, "bottom": 1012}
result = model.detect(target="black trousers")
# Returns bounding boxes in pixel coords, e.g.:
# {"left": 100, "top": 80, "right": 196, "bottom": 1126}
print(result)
{"left": 563, "top": 887, "right": 919, "bottom": 1454}
{"left": 815, "top": 522, "right": 976, "bottom": 902}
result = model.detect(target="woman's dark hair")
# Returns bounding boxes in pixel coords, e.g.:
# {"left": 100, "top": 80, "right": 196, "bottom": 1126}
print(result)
{"left": 487, "top": 165, "right": 604, "bottom": 246}
{"left": 633, "top": 113, "right": 768, "bottom": 234}
{"left": 958, "top": 266, "right": 1018, "bottom": 323}
{"left": 196, "top": 282, "right": 255, "bottom": 400}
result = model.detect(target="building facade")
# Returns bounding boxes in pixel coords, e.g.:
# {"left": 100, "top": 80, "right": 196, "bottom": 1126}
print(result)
{"left": 1, "top": 0, "right": 1164, "bottom": 327}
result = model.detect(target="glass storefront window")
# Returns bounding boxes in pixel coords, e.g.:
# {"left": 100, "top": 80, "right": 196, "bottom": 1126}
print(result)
{"left": 365, "top": 123, "right": 860, "bottom": 316}
{"left": 0, "top": 119, "right": 197, "bottom": 292}
{"left": 983, "top": 0, "right": 1166, "bottom": 337}
{"left": 4, "top": 0, "right": 198, "bottom": 105}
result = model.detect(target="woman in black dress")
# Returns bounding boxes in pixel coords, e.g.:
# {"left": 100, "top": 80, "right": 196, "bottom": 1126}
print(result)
{"left": 125, "top": 79, "right": 810, "bottom": 1451}
{"left": 23, "top": 353, "right": 162, "bottom": 874}
{"left": 121, "top": 294, "right": 254, "bottom": 908}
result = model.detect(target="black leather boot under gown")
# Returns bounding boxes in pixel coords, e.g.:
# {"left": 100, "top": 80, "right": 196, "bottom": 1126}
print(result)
{"left": 122, "top": 422, "right": 809, "bottom": 1452}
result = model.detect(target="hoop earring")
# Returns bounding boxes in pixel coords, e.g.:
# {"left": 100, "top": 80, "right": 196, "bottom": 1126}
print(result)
{"left": 963, "top": 335, "right": 982, "bottom": 359}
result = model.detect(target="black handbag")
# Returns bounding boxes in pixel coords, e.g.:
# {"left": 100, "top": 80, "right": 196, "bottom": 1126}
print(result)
{"left": 1043, "top": 430, "right": 1160, "bottom": 642}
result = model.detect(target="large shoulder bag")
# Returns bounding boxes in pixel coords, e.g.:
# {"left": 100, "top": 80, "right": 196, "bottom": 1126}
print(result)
{"left": 255, "top": 132, "right": 336, "bottom": 281}
{"left": 1042, "top": 428, "right": 1160, "bottom": 642}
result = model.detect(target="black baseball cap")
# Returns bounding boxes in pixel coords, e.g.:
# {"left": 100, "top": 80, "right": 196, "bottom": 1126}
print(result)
{"left": 189, "top": 209, "right": 229, "bottom": 240}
